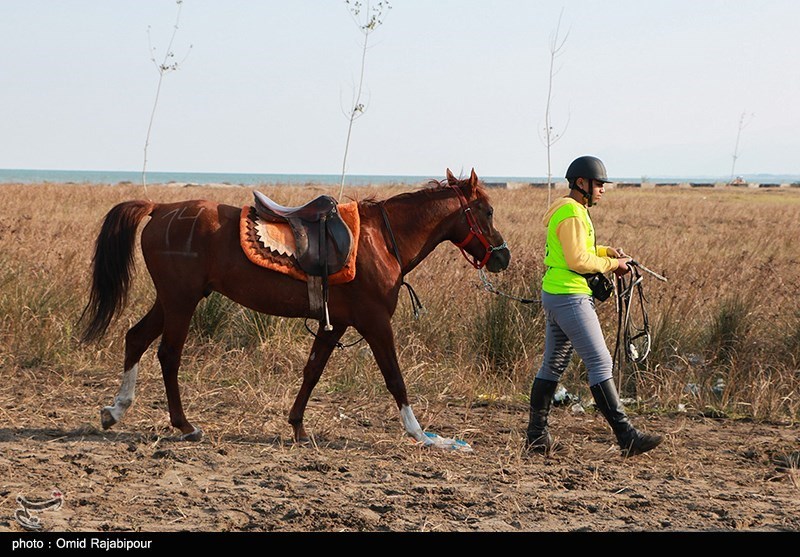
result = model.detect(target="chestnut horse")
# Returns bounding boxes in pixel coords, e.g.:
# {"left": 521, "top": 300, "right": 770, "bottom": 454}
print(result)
{"left": 80, "top": 169, "right": 510, "bottom": 448}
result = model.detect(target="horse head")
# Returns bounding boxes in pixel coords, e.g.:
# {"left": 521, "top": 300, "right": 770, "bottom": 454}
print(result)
{"left": 445, "top": 168, "right": 511, "bottom": 273}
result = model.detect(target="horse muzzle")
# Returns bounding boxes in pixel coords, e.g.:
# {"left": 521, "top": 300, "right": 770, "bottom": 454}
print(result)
{"left": 485, "top": 245, "right": 511, "bottom": 273}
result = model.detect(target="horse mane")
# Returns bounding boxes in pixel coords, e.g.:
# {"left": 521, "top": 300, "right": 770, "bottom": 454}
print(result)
{"left": 360, "top": 175, "right": 488, "bottom": 208}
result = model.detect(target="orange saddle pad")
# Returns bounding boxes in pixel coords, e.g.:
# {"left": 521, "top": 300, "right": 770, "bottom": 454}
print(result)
{"left": 239, "top": 201, "right": 360, "bottom": 284}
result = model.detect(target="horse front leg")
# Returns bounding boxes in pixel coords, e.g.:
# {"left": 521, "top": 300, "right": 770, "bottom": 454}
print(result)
{"left": 357, "top": 317, "right": 430, "bottom": 444}
{"left": 288, "top": 323, "right": 347, "bottom": 443}
{"left": 101, "top": 302, "right": 164, "bottom": 430}
{"left": 359, "top": 315, "right": 473, "bottom": 451}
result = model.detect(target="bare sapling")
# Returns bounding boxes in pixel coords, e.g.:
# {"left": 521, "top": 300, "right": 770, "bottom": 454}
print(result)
{"left": 539, "top": 9, "right": 570, "bottom": 205}
{"left": 142, "top": 0, "right": 192, "bottom": 199}
{"left": 338, "top": 0, "right": 391, "bottom": 201}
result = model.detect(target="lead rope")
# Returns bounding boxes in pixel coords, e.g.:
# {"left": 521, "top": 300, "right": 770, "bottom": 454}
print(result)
{"left": 477, "top": 268, "right": 540, "bottom": 304}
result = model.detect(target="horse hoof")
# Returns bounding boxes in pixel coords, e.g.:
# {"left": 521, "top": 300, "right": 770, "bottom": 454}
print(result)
{"left": 100, "top": 407, "right": 117, "bottom": 430}
{"left": 179, "top": 427, "right": 203, "bottom": 442}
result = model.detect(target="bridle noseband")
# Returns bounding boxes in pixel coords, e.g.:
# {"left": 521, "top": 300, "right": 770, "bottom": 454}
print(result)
{"left": 447, "top": 183, "right": 507, "bottom": 269}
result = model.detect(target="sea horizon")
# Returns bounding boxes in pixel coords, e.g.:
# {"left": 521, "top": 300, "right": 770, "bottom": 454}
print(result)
{"left": 1, "top": 168, "right": 799, "bottom": 187}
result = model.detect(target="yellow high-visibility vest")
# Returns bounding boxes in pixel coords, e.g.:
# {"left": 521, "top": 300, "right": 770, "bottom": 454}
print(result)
{"left": 542, "top": 202, "right": 595, "bottom": 295}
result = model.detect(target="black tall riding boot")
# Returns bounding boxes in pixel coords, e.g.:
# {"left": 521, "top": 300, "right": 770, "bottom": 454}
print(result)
{"left": 590, "top": 378, "right": 663, "bottom": 457}
{"left": 525, "top": 378, "right": 560, "bottom": 453}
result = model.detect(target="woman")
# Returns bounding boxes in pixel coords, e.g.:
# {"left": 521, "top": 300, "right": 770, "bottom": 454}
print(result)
{"left": 526, "top": 155, "right": 663, "bottom": 457}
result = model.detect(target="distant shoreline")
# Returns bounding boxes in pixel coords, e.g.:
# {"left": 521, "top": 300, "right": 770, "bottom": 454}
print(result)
{"left": 2, "top": 168, "right": 799, "bottom": 187}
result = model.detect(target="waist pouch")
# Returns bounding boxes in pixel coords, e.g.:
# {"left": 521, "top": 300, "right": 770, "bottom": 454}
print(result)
{"left": 582, "top": 272, "right": 614, "bottom": 302}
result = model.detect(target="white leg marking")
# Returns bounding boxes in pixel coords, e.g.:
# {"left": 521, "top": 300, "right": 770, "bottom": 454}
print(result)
{"left": 400, "top": 404, "right": 473, "bottom": 452}
{"left": 107, "top": 364, "right": 139, "bottom": 423}
{"left": 400, "top": 404, "right": 429, "bottom": 443}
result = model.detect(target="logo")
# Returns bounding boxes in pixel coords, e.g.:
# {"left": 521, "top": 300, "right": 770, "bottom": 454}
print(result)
{"left": 14, "top": 489, "right": 64, "bottom": 531}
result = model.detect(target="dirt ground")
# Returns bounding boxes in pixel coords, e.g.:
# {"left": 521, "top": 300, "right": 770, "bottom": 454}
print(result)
{"left": 1, "top": 379, "right": 798, "bottom": 534}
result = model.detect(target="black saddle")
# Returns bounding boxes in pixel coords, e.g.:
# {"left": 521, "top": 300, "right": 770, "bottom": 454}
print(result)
{"left": 253, "top": 191, "right": 353, "bottom": 277}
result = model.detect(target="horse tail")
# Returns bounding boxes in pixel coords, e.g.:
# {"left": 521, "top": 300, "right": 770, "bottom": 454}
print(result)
{"left": 80, "top": 200, "right": 155, "bottom": 343}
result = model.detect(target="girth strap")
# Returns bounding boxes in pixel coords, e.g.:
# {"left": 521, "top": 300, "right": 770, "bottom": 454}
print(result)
{"left": 254, "top": 191, "right": 352, "bottom": 332}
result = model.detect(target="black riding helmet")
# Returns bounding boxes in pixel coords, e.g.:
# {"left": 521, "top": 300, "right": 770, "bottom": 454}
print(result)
{"left": 566, "top": 155, "right": 611, "bottom": 207}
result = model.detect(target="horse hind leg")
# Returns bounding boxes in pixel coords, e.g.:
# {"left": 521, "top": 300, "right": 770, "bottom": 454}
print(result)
{"left": 288, "top": 323, "right": 347, "bottom": 443}
{"left": 101, "top": 302, "right": 164, "bottom": 430}
{"left": 157, "top": 304, "right": 202, "bottom": 441}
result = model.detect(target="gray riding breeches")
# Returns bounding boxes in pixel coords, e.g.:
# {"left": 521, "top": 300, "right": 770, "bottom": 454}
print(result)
{"left": 534, "top": 292, "right": 614, "bottom": 387}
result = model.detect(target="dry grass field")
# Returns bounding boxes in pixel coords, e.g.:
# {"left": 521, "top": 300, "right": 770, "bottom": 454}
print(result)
{"left": 0, "top": 180, "right": 798, "bottom": 532}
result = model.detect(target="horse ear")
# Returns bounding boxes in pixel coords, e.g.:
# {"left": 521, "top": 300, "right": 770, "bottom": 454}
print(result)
{"left": 446, "top": 168, "right": 457, "bottom": 185}
{"left": 469, "top": 168, "right": 478, "bottom": 186}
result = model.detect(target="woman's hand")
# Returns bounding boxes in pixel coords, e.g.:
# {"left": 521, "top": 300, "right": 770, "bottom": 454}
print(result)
{"left": 613, "top": 257, "right": 632, "bottom": 276}
{"left": 606, "top": 247, "right": 626, "bottom": 258}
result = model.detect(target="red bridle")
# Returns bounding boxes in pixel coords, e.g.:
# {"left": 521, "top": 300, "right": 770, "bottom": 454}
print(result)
{"left": 447, "top": 183, "right": 507, "bottom": 269}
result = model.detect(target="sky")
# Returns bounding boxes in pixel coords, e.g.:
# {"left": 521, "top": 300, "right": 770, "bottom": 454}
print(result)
{"left": 1, "top": 0, "right": 799, "bottom": 180}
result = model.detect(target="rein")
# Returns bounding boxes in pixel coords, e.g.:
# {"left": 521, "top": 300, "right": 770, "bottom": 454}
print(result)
{"left": 613, "top": 265, "right": 650, "bottom": 365}
{"left": 377, "top": 183, "right": 507, "bottom": 317}
{"left": 301, "top": 200, "right": 427, "bottom": 348}
{"left": 611, "top": 259, "right": 668, "bottom": 389}
{"left": 379, "top": 203, "right": 425, "bottom": 319}
{"left": 477, "top": 268, "right": 540, "bottom": 304}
